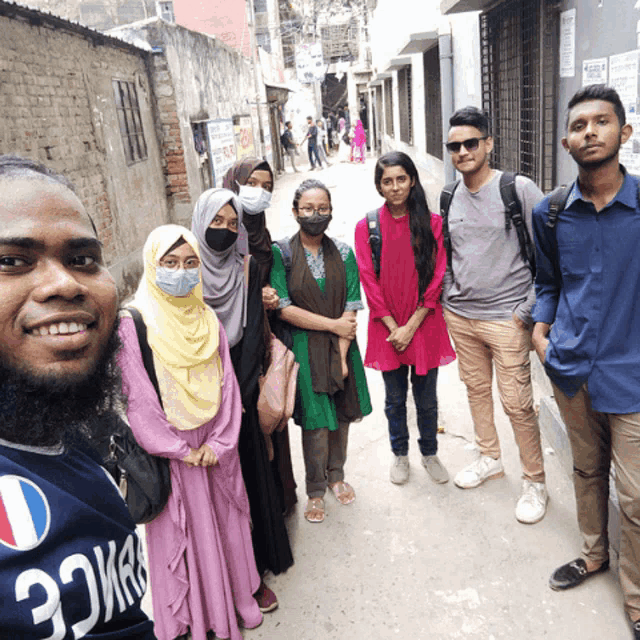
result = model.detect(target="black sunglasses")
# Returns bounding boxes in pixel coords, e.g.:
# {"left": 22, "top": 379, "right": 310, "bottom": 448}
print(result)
{"left": 445, "top": 136, "right": 488, "bottom": 153}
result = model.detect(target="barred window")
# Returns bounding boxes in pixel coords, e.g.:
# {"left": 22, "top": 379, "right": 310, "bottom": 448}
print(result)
{"left": 384, "top": 78, "right": 394, "bottom": 137}
{"left": 423, "top": 46, "right": 442, "bottom": 160}
{"left": 397, "top": 66, "right": 412, "bottom": 145}
{"left": 480, "top": 0, "right": 556, "bottom": 190}
{"left": 113, "top": 79, "right": 147, "bottom": 165}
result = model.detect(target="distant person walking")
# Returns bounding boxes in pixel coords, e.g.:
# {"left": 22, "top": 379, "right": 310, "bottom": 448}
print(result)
{"left": 350, "top": 120, "right": 367, "bottom": 163}
{"left": 281, "top": 121, "right": 299, "bottom": 173}
{"left": 316, "top": 119, "right": 330, "bottom": 166}
{"left": 305, "top": 116, "right": 325, "bottom": 170}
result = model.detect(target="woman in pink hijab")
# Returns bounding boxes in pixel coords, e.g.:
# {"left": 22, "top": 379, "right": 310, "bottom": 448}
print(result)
{"left": 350, "top": 120, "right": 367, "bottom": 163}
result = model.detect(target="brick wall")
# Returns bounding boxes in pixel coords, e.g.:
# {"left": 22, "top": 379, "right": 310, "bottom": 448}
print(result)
{"left": 0, "top": 5, "right": 170, "bottom": 297}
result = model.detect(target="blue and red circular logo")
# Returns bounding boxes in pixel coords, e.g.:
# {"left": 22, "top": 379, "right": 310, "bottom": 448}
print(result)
{"left": 0, "top": 476, "right": 51, "bottom": 551}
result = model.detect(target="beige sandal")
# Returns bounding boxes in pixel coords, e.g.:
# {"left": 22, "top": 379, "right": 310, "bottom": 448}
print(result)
{"left": 304, "top": 497, "right": 325, "bottom": 523}
{"left": 329, "top": 481, "right": 356, "bottom": 505}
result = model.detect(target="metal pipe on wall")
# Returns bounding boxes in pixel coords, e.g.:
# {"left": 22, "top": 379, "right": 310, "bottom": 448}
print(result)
{"left": 439, "top": 32, "right": 455, "bottom": 183}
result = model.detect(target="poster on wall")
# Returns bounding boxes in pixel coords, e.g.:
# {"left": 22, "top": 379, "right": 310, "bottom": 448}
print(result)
{"left": 582, "top": 58, "right": 607, "bottom": 86}
{"left": 609, "top": 50, "right": 640, "bottom": 174}
{"left": 234, "top": 115, "right": 256, "bottom": 160}
{"left": 295, "top": 43, "right": 325, "bottom": 84}
{"left": 559, "top": 9, "right": 576, "bottom": 78}
{"left": 206, "top": 119, "right": 236, "bottom": 187}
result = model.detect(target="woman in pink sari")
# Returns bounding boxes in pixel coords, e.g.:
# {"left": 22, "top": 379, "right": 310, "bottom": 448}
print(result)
{"left": 350, "top": 120, "right": 367, "bottom": 163}
{"left": 118, "top": 224, "right": 262, "bottom": 640}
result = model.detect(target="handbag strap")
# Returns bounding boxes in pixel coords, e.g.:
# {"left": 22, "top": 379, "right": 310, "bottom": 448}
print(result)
{"left": 126, "top": 307, "right": 164, "bottom": 409}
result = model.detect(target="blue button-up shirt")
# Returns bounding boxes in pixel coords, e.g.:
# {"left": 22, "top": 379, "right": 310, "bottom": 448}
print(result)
{"left": 532, "top": 168, "right": 640, "bottom": 413}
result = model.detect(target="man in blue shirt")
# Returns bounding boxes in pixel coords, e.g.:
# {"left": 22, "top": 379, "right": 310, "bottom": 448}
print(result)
{"left": 532, "top": 85, "right": 640, "bottom": 638}
{"left": 0, "top": 155, "right": 156, "bottom": 638}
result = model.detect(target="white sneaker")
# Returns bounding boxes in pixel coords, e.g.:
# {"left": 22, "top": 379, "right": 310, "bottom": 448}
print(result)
{"left": 390, "top": 455, "right": 410, "bottom": 484}
{"left": 515, "top": 480, "right": 548, "bottom": 524}
{"left": 454, "top": 454, "right": 504, "bottom": 489}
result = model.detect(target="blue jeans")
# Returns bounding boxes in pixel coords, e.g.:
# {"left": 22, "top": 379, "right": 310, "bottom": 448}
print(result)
{"left": 308, "top": 144, "right": 322, "bottom": 168}
{"left": 382, "top": 366, "right": 439, "bottom": 457}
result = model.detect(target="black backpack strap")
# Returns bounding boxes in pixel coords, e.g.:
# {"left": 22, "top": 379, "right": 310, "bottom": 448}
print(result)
{"left": 499, "top": 171, "right": 535, "bottom": 275}
{"left": 125, "top": 307, "right": 163, "bottom": 409}
{"left": 439, "top": 180, "right": 460, "bottom": 269}
{"left": 546, "top": 183, "right": 572, "bottom": 229}
{"left": 274, "top": 238, "right": 292, "bottom": 284}
{"left": 365, "top": 208, "right": 382, "bottom": 279}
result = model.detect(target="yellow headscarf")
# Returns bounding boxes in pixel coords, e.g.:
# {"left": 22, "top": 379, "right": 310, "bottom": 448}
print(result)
{"left": 129, "top": 224, "right": 222, "bottom": 430}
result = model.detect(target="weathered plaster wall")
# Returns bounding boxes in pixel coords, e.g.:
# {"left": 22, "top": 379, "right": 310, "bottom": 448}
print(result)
{"left": 0, "top": 9, "right": 170, "bottom": 298}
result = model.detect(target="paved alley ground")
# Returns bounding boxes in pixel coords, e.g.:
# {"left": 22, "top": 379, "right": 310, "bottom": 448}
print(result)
{"left": 143, "top": 152, "right": 631, "bottom": 640}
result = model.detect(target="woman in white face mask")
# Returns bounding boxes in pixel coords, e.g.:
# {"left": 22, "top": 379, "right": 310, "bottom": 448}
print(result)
{"left": 223, "top": 158, "right": 299, "bottom": 518}
{"left": 223, "top": 157, "right": 278, "bottom": 311}
{"left": 119, "top": 225, "right": 263, "bottom": 640}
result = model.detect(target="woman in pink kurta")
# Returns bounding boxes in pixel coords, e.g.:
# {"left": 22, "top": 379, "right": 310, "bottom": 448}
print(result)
{"left": 118, "top": 225, "right": 262, "bottom": 640}
{"left": 355, "top": 151, "right": 455, "bottom": 486}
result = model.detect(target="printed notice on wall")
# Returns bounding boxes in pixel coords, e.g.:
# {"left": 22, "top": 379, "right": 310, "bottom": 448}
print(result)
{"left": 610, "top": 50, "right": 640, "bottom": 173}
{"left": 206, "top": 119, "right": 236, "bottom": 187}
{"left": 560, "top": 9, "right": 576, "bottom": 78}
{"left": 582, "top": 58, "right": 608, "bottom": 86}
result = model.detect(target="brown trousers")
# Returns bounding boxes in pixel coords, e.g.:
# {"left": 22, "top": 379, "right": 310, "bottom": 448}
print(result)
{"left": 301, "top": 422, "right": 349, "bottom": 498}
{"left": 553, "top": 383, "right": 640, "bottom": 620}
{"left": 444, "top": 309, "right": 545, "bottom": 482}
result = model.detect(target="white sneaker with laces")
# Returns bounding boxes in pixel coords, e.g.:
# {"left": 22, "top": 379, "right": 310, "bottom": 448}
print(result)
{"left": 453, "top": 454, "right": 504, "bottom": 489}
{"left": 390, "top": 455, "right": 410, "bottom": 485}
{"left": 515, "top": 479, "right": 548, "bottom": 524}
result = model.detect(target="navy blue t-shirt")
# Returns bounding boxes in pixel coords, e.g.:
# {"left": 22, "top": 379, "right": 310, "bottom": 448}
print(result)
{"left": 0, "top": 440, "right": 156, "bottom": 639}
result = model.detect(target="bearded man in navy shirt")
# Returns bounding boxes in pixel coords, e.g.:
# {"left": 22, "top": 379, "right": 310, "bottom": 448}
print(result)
{"left": 0, "top": 155, "right": 156, "bottom": 639}
{"left": 532, "top": 84, "right": 640, "bottom": 639}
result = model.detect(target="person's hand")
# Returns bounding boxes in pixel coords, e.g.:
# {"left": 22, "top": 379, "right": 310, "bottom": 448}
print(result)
{"left": 197, "top": 444, "right": 218, "bottom": 467}
{"left": 341, "top": 358, "right": 349, "bottom": 380}
{"left": 262, "top": 286, "right": 279, "bottom": 311}
{"left": 182, "top": 448, "right": 203, "bottom": 467}
{"left": 512, "top": 313, "right": 529, "bottom": 331}
{"left": 387, "top": 325, "right": 415, "bottom": 352}
{"left": 532, "top": 323, "right": 551, "bottom": 364}
{"left": 332, "top": 316, "right": 357, "bottom": 339}
{"left": 532, "top": 334, "right": 549, "bottom": 364}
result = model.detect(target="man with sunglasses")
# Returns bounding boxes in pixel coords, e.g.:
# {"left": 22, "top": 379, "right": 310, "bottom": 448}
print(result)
{"left": 441, "top": 106, "right": 548, "bottom": 525}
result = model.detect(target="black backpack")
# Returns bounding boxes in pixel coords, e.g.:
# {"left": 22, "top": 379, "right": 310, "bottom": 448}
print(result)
{"left": 280, "top": 131, "right": 289, "bottom": 148}
{"left": 99, "top": 308, "right": 172, "bottom": 524}
{"left": 440, "top": 172, "right": 535, "bottom": 276}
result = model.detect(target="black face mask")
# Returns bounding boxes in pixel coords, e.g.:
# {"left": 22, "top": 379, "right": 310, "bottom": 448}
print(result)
{"left": 296, "top": 212, "right": 332, "bottom": 237}
{"left": 205, "top": 227, "right": 238, "bottom": 252}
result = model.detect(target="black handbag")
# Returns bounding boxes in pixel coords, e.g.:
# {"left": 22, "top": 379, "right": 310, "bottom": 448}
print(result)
{"left": 104, "top": 308, "right": 172, "bottom": 524}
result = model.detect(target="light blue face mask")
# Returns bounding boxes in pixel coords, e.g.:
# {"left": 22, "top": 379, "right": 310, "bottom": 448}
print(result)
{"left": 155, "top": 267, "right": 201, "bottom": 297}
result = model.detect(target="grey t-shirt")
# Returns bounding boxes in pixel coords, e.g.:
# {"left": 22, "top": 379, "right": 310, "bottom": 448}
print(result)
{"left": 442, "top": 170, "right": 544, "bottom": 324}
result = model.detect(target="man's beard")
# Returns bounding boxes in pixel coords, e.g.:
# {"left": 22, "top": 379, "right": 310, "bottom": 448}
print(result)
{"left": 573, "top": 136, "right": 621, "bottom": 170}
{"left": 0, "top": 319, "right": 124, "bottom": 449}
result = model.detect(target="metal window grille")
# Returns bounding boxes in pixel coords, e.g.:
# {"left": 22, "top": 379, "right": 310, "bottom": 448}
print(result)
{"left": 320, "top": 20, "right": 359, "bottom": 63}
{"left": 113, "top": 79, "right": 147, "bottom": 165}
{"left": 480, "top": 0, "right": 556, "bottom": 191}
{"left": 384, "top": 78, "right": 394, "bottom": 137}
{"left": 423, "top": 46, "right": 442, "bottom": 160}
{"left": 398, "top": 66, "right": 412, "bottom": 144}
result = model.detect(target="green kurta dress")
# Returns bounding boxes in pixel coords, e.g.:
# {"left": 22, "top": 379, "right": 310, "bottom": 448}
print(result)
{"left": 271, "top": 237, "right": 372, "bottom": 431}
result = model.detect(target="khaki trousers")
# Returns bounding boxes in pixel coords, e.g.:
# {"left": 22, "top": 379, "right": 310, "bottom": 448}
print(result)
{"left": 301, "top": 422, "right": 350, "bottom": 498}
{"left": 444, "top": 309, "right": 544, "bottom": 482}
{"left": 552, "top": 383, "right": 640, "bottom": 620}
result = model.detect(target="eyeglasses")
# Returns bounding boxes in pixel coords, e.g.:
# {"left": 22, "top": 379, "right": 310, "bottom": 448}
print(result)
{"left": 445, "top": 136, "right": 488, "bottom": 154}
{"left": 298, "top": 206, "right": 331, "bottom": 215}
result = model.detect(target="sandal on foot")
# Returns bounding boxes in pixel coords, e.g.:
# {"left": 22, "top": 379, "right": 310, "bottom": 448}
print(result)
{"left": 304, "top": 497, "right": 325, "bottom": 523}
{"left": 329, "top": 481, "right": 356, "bottom": 505}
